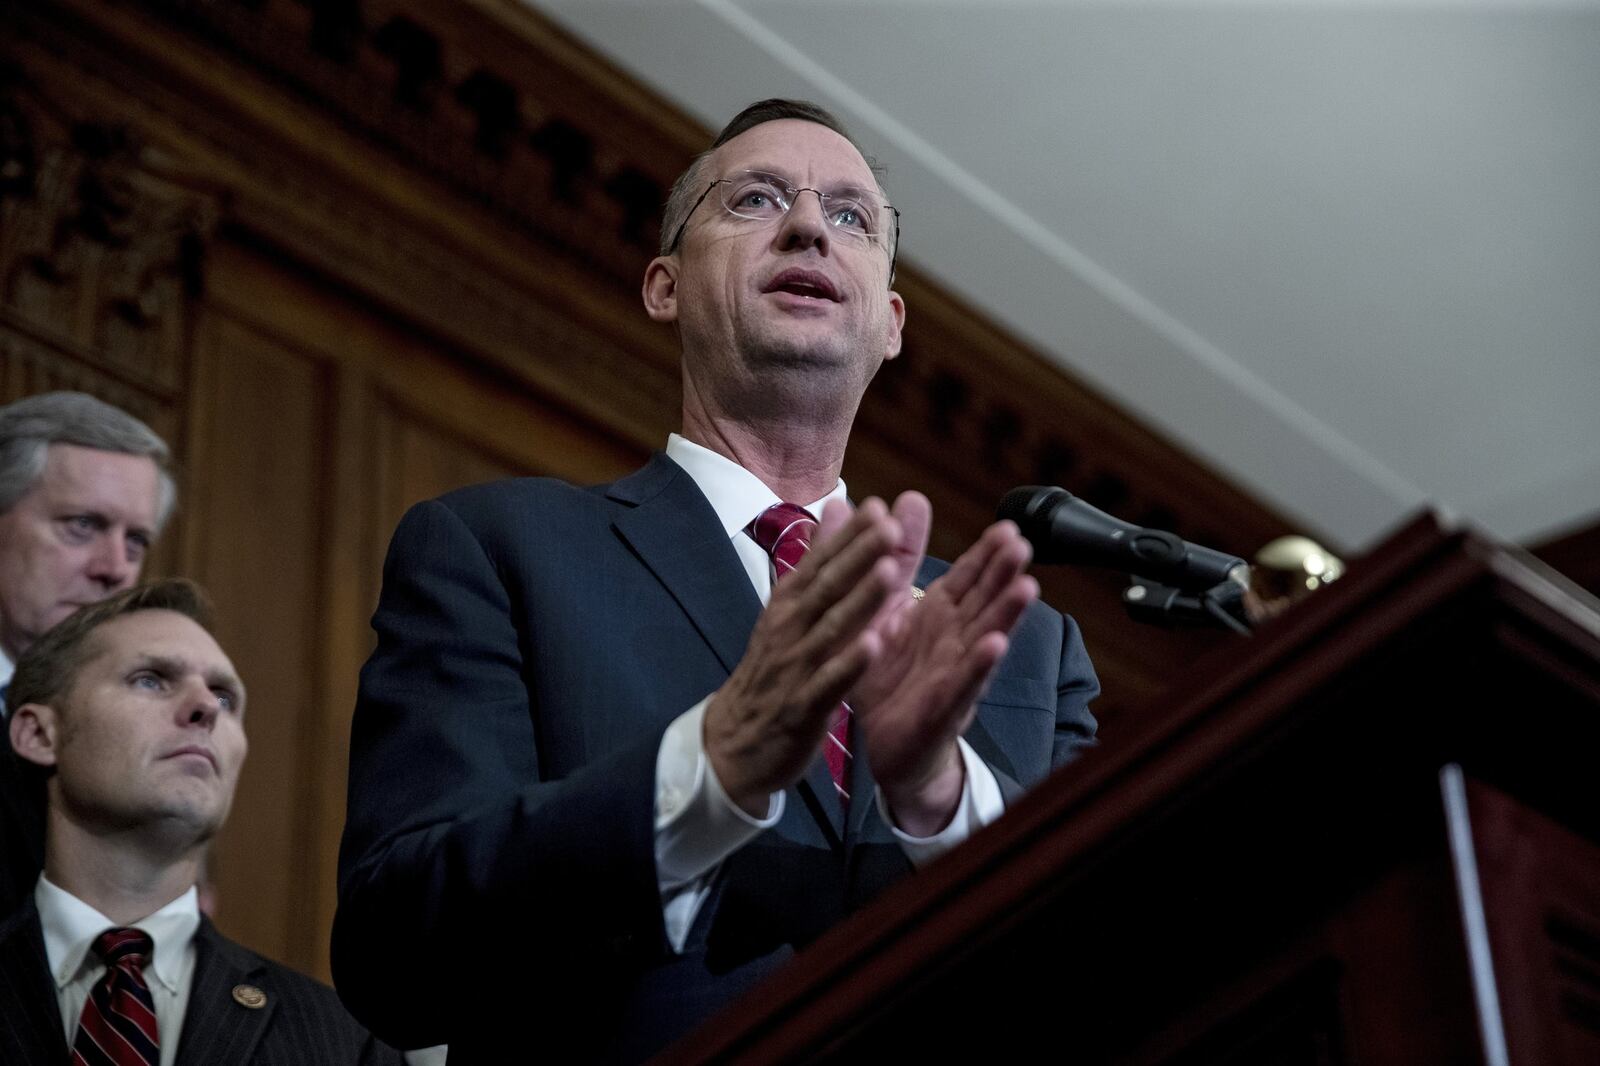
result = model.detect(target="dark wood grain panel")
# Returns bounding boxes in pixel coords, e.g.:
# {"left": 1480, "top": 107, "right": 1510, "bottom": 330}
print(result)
{"left": 184, "top": 308, "right": 329, "bottom": 974}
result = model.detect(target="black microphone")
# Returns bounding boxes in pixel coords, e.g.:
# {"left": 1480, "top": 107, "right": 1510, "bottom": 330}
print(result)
{"left": 998, "top": 486, "right": 1248, "bottom": 593}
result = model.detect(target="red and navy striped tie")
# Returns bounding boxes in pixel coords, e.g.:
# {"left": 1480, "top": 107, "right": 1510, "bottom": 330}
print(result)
{"left": 72, "top": 927, "right": 159, "bottom": 1066}
{"left": 749, "top": 502, "right": 852, "bottom": 807}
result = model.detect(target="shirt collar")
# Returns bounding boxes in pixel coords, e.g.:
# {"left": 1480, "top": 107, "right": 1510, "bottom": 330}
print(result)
{"left": 36, "top": 875, "right": 201, "bottom": 995}
{"left": 665, "top": 433, "right": 848, "bottom": 536}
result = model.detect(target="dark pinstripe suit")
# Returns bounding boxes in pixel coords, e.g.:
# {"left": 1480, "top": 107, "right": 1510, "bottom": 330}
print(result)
{"left": 335, "top": 453, "right": 1099, "bottom": 1062}
{"left": 0, "top": 901, "right": 403, "bottom": 1065}
{"left": 0, "top": 740, "right": 45, "bottom": 921}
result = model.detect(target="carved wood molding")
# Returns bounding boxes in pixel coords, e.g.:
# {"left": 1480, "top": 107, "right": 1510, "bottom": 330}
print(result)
{"left": 0, "top": 59, "right": 219, "bottom": 395}
{"left": 6, "top": 0, "right": 1296, "bottom": 558}
{"left": 103, "top": 0, "right": 685, "bottom": 290}
{"left": 0, "top": 317, "right": 173, "bottom": 417}
{"left": 10, "top": 0, "right": 686, "bottom": 452}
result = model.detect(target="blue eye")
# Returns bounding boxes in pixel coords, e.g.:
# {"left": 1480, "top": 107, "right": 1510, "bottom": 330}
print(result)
{"left": 725, "top": 177, "right": 789, "bottom": 219}
{"left": 828, "top": 197, "right": 878, "bottom": 234}
{"left": 739, "top": 192, "right": 769, "bottom": 209}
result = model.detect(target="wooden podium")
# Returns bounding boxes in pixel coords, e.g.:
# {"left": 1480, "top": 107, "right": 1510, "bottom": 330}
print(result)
{"left": 661, "top": 513, "right": 1600, "bottom": 1065}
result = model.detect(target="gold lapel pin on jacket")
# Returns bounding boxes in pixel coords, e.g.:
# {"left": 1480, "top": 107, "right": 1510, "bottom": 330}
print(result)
{"left": 232, "top": 984, "right": 267, "bottom": 1009}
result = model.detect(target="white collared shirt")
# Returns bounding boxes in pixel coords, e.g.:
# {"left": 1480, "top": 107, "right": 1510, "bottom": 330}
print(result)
{"left": 0, "top": 645, "right": 14, "bottom": 717}
{"left": 37, "top": 876, "right": 200, "bottom": 1066}
{"left": 662, "top": 433, "right": 852, "bottom": 603}
{"left": 653, "top": 434, "right": 1004, "bottom": 951}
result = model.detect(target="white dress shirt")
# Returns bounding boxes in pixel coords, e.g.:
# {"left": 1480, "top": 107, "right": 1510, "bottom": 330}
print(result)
{"left": 0, "top": 645, "right": 14, "bottom": 716}
{"left": 653, "top": 434, "right": 1004, "bottom": 951}
{"left": 37, "top": 876, "right": 200, "bottom": 1066}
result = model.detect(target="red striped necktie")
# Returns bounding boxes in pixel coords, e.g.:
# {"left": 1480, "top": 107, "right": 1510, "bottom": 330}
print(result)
{"left": 748, "top": 502, "right": 852, "bottom": 808}
{"left": 73, "top": 927, "right": 160, "bottom": 1066}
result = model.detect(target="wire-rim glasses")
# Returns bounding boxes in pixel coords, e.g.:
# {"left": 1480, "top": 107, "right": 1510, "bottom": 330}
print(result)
{"left": 666, "top": 171, "right": 900, "bottom": 284}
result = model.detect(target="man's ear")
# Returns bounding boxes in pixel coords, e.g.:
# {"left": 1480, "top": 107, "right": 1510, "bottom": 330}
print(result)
{"left": 642, "top": 256, "right": 680, "bottom": 324}
{"left": 9, "top": 702, "right": 61, "bottom": 770}
{"left": 882, "top": 288, "right": 907, "bottom": 362}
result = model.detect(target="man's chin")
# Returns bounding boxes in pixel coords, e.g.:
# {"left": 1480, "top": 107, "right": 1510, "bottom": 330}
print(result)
{"left": 8, "top": 611, "right": 75, "bottom": 653}
{"left": 144, "top": 803, "right": 228, "bottom": 846}
{"left": 743, "top": 332, "right": 858, "bottom": 373}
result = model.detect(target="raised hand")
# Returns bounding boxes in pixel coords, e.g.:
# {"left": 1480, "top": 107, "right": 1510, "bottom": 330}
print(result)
{"left": 704, "top": 498, "right": 901, "bottom": 816}
{"left": 846, "top": 500, "right": 1039, "bottom": 836}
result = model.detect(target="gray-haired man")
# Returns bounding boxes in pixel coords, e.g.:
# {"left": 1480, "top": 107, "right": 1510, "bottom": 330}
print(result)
{"left": 0, "top": 390, "right": 174, "bottom": 918}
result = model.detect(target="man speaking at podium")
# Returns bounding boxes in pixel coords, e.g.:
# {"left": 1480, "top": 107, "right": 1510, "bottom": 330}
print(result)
{"left": 335, "top": 99, "right": 1098, "bottom": 1063}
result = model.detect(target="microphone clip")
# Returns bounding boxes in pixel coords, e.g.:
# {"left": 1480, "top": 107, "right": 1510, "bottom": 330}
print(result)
{"left": 1122, "top": 575, "right": 1253, "bottom": 635}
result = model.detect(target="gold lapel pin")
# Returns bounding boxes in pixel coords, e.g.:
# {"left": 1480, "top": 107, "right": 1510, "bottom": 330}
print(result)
{"left": 232, "top": 984, "right": 267, "bottom": 1009}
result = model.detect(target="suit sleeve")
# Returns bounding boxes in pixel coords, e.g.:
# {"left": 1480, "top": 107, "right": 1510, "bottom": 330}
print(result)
{"left": 962, "top": 603, "right": 1099, "bottom": 807}
{"left": 1052, "top": 610, "right": 1100, "bottom": 768}
{"left": 333, "top": 498, "right": 668, "bottom": 1049}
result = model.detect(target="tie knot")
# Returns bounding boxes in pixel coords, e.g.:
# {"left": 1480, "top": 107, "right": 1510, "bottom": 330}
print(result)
{"left": 93, "top": 928, "right": 153, "bottom": 970}
{"left": 747, "top": 503, "right": 817, "bottom": 583}
{"left": 748, "top": 502, "right": 816, "bottom": 555}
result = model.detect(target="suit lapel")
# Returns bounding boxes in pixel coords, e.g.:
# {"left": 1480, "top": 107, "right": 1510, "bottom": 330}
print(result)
{"left": 175, "top": 920, "right": 274, "bottom": 1066}
{"left": 0, "top": 903, "right": 67, "bottom": 1066}
{"left": 608, "top": 454, "right": 763, "bottom": 676}
{"left": 611, "top": 455, "right": 847, "bottom": 844}
{"left": 608, "top": 451, "right": 870, "bottom": 845}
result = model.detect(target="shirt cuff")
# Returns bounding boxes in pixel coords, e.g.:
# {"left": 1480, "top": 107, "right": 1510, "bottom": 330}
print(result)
{"left": 654, "top": 696, "right": 784, "bottom": 889}
{"left": 877, "top": 738, "right": 1004, "bottom": 867}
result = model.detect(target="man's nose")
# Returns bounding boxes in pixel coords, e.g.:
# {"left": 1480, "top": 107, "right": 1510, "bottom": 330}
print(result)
{"left": 774, "top": 189, "right": 831, "bottom": 255}
{"left": 85, "top": 532, "right": 137, "bottom": 591}
{"left": 179, "top": 678, "right": 221, "bottom": 729}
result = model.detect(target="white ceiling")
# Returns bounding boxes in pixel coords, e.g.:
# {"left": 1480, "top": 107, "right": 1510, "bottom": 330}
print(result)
{"left": 525, "top": 0, "right": 1600, "bottom": 551}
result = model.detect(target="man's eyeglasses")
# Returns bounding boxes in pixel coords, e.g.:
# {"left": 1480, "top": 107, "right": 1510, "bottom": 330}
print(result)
{"left": 666, "top": 171, "right": 901, "bottom": 283}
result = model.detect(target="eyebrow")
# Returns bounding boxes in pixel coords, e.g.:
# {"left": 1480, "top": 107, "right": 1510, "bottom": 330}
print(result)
{"left": 57, "top": 510, "right": 156, "bottom": 538}
{"left": 735, "top": 166, "right": 879, "bottom": 194}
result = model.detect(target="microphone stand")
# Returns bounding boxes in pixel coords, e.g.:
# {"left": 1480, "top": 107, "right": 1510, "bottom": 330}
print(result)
{"left": 1122, "top": 576, "right": 1253, "bottom": 635}
{"left": 994, "top": 483, "right": 1257, "bottom": 635}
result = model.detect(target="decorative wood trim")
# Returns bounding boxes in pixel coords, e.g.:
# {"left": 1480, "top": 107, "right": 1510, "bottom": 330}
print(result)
{"left": 0, "top": 59, "right": 218, "bottom": 394}
{"left": 13, "top": 0, "right": 1295, "bottom": 555}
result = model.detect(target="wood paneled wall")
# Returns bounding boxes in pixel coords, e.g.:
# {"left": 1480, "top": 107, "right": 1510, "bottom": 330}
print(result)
{"left": 1, "top": 0, "right": 1296, "bottom": 978}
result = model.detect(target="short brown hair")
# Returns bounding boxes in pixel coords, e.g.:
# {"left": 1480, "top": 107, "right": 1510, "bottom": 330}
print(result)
{"left": 8, "top": 579, "right": 214, "bottom": 713}
{"left": 658, "top": 98, "right": 891, "bottom": 260}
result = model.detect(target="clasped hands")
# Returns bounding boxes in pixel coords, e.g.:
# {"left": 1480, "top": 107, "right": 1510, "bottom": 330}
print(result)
{"left": 704, "top": 493, "right": 1038, "bottom": 836}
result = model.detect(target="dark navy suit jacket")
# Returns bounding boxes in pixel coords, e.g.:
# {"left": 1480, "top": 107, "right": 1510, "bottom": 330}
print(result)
{"left": 333, "top": 453, "right": 1098, "bottom": 1062}
{"left": 0, "top": 736, "right": 45, "bottom": 921}
{"left": 0, "top": 900, "right": 399, "bottom": 1065}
